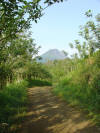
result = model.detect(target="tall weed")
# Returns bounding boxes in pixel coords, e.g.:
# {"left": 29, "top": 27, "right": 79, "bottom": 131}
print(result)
{"left": 0, "top": 80, "right": 28, "bottom": 132}
{"left": 53, "top": 55, "right": 100, "bottom": 124}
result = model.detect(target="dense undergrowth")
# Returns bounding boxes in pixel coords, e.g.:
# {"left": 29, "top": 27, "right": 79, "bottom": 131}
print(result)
{"left": 0, "top": 79, "right": 52, "bottom": 133}
{"left": 28, "top": 79, "right": 52, "bottom": 87}
{"left": 0, "top": 80, "right": 28, "bottom": 133}
{"left": 53, "top": 52, "right": 100, "bottom": 125}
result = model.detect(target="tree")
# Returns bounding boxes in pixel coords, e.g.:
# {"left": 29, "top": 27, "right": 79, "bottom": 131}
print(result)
{"left": 62, "top": 50, "right": 68, "bottom": 57}
{"left": 69, "top": 11, "right": 100, "bottom": 59}
{"left": 0, "top": 32, "right": 40, "bottom": 89}
{"left": 0, "top": 0, "right": 64, "bottom": 42}
{"left": 79, "top": 11, "right": 100, "bottom": 55}
{"left": 0, "top": 0, "right": 65, "bottom": 89}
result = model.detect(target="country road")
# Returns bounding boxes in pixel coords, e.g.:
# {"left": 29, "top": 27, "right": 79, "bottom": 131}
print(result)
{"left": 19, "top": 87, "right": 100, "bottom": 133}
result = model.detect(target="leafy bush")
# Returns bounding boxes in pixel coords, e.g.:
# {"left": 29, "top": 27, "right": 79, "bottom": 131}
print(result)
{"left": 53, "top": 55, "right": 100, "bottom": 124}
{"left": 0, "top": 78, "right": 52, "bottom": 132}
{"left": 0, "top": 80, "right": 28, "bottom": 130}
{"left": 28, "top": 79, "right": 52, "bottom": 87}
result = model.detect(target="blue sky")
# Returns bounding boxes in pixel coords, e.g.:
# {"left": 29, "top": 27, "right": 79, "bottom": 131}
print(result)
{"left": 31, "top": 0, "right": 100, "bottom": 55}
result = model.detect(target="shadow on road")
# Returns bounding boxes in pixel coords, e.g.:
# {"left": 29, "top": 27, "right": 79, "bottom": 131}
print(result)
{"left": 18, "top": 87, "right": 99, "bottom": 133}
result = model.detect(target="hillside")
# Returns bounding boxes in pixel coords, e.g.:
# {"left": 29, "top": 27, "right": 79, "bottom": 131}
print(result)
{"left": 38, "top": 49, "right": 67, "bottom": 63}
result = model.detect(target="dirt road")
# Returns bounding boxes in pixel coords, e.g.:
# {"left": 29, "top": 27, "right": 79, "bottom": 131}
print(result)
{"left": 19, "top": 87, "right": 100, "bottom": 133}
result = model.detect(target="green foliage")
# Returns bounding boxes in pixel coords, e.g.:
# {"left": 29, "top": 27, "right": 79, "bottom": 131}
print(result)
{"left": 28, "top": 79, "right": 52, "bottom": 87}
{"left": 53, "top": 53, "right": 100, "bottom": 124}
{"left": 69, "top": 11, "right": 100, "bottom": 58}
{"left": 25, "top": 62, "right": 52, "bottom": 81}
{"left": 0, "top": 78, "right": 52, "bottom": 132}
{"left": 0, "top": 32, "right": 49, "bottom": 89}
{"left": 0, "top": 0, "right": 64, "bottom": 42}
{"left": 0, "top": 0, "right": 62, "bottom": 89}
{"left": 0, "top": 80, "right": 28, "bottom": 128}
{"left": 45, "top": 12, "right": 100, "bottom": 125}
{"left": 45, "top": 58, "right": 79, "bottom": 84}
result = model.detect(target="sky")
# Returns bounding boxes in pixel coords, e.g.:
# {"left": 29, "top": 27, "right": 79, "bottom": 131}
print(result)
{"left": 31, "top": 0, "right": 100, "bottom": 55}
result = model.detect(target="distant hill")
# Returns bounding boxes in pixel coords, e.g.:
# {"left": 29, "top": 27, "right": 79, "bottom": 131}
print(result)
{"left": 37, "top": 49, "right": 67, "bottom": 63}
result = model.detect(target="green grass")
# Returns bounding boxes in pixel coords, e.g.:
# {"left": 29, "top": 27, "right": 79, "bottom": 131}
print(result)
{"left": 0, "top": 80, "right": 28, "bottom": 132}
{"left": 0, "top": 79, "right": 52, "bottom": 132}
{"left": 53, "top": 61, "right": 100, "bottom": 125}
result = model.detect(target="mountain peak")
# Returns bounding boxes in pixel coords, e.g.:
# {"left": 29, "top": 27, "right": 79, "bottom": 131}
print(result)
{"left": 38, "top": 49, "right": 67, "bottom": 63}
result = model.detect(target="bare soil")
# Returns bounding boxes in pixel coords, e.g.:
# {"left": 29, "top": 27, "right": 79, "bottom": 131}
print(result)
{"left": 19, "top": 87, "right": 100, "bottom": 133}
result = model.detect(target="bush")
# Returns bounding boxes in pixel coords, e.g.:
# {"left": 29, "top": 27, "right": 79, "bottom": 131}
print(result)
{"left": 53, "top": 56, "right": 100, "bottom": 124}
{"left": 0, "top": 80, "right": 28, "bottom": 130}
{"left": 28, "top": 79, "right": 52, "bottom": 87}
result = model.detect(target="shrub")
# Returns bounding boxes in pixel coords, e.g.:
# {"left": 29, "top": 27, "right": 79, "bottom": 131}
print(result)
{"left": 0, "top": 80, "right": 28, "bottom": 129}
{"left": 53, "top": 56, "right": 100, "bottom": 124}
{"left": 28, "top": 79, "right": 52, "bottom": 87}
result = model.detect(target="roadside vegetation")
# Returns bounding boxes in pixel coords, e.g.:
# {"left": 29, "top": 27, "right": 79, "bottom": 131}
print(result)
{"left": 0, "top": 0, "right": 61, "bottom": 132}
{"left": 0, "top": 31, "right": 52, "bottom": 132}
{"left": 0, "top": 79, "right": 51, "bottom": 133}
{"left": 0, "top": 80, "right": 28, "bottom": 132}
{"left": 0, "top": 0, "right": 100, "bottom": 131}
{"left": 46, "top": 11, "right": 100, "bottom": 125}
